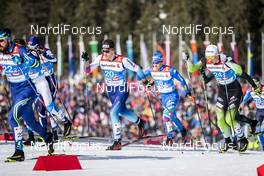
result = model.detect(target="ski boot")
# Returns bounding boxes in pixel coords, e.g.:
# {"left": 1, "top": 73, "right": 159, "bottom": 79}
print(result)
{"left": 5, "top": 149, "right": 25, "bottom": 162}
{"left": 219, "top": 137, "right": 236, "bottom": 153}
{"left": 45, "top": 132, "right": 54, "bottom": 155}
{"left": 52, "top": 128, "right": 59, "bottom": 141}
{"left": 137, "top": 119, "right": 146, "bottom": 137}
{"left": 236, "top": 137, "right": 248, "bottom": 152}
{"left": 106, "top": 139, "right": 122, "bottom": 150}
{"left": 250, "top": 120, "right": 258, "bottom": 134}
{"left": 63, "top": 120, "right": 72, "bottom": 137}
{"left": 164, "top": 137, "right": 173, "bottom": 147}
{"left": 23, "top": 131, "right": 35, "bottom": 146}
{"left": 181, "top": 128, "right": 188, "bottom": 143}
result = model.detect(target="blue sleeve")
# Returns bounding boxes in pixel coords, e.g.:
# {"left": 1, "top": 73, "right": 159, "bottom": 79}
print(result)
{"left": 136, "top": 67, "right": 146, "bottom": 80}
{"left": 43, "top": 49, "right": 57, "bottom": 63}
{"left": 18, "top": 46, "right": 40, "bottom": 68}
{"left": 170, "top": 67, "right": 190, "bottom": 95}
{"left": 241, "top": 89, "right": 252, "bottom": 106}
{"left": 137, "top": 66, "right": 152, "bottom": 81}
{"left": 143, "top": 67, "right": 152, "bottom": 78}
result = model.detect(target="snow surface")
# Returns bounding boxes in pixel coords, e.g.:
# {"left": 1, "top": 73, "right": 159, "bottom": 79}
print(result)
{"left": 0, "top": 138, "right": 263, "bottom": 176}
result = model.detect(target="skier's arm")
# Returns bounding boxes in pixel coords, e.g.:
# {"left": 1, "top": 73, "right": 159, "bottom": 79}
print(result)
{"left": 140, "top": 67, "right": 154, "bottom": 86}
{"left": 182, "top": 52, "right": 202, "bottom": 73}
{"left": 18, "top": 46, "right": 40, "bottom": 68}
{"left": 85, "top": 55, "right": 100, "bottom": 75}
{"left": 142, "top": 67, "right": 152, "bottom": 79}
{"left": 200, "top": 68, "right": 214, "bottom": 84}
{"left": 43, "top": 49, "right": 57, "bottom": 63}
{"left": 240, "top": 89, "right": 252, "bottom": 107}
{"left": 186, "top": 60, "right": 203, "bottom": 73}
{"left": 170, "top": 67, "right": 190, "bottom": 95}
{"left": 226, "top": 61, "right": 257, "bottom": 88}
{"left": 122, "top": 57, "right": 145, "bottom": 80}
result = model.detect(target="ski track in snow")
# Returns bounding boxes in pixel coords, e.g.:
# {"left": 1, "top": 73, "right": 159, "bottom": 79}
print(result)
{"left": 0, "top": 139, "right": 263, "bottom": 176}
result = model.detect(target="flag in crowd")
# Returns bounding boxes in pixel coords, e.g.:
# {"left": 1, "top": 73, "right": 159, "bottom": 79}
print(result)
{"left": 190, "top": 34, "right": 198, "bottom": 64}
{"left": 116, "top": 34, "right": 122, "bottom": 55}
{"left": 45, "top": 35, "right": 50, "bottom": 49}
{"left": 140, "top": 34, "right": 149, "bottom": 68}
{"left": 79, "top": 35, "right": 85, "bottom": 77}
{"left": 68, "top": 35, "right": 75, "bottom": 78}
{"left": 165, "top": 34, "right": 171, "bottom": 66}
{"left": 56, "top": 35, "right": 63, "bottom": 81}
{"left": 230, "top": 34, "right": 239, "bottom": 63}
{"left": 262, "top": 33, "right": 264, "bottom": 80}
{"left": 217, "top": 34, "right": 224, "bottom": 53}
{"left": 46, "top": 33, "right": 263, "bottom": 79}
{"left": 247, "top": 33, "right": 254, "bottom": 76}
{"left": 89, "top": 36, "right": 99, "bottom": 76}
{"left": 126, "top": 35, "right": 134, "bottom": 79}
{"left": 203, "top": 33, "right": 210, "bottom": 49}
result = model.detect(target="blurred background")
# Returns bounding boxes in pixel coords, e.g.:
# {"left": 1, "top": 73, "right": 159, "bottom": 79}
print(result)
{"left": 0, "top": 0, "right": 263, "bottom": 149}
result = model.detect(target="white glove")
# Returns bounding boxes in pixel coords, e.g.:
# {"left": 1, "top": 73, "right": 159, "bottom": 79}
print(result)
{"left": 219, "top": 53, "right": 226, "bottom": 62}
{"left": 182, "top": 52, "right": 189, "bottom": 62}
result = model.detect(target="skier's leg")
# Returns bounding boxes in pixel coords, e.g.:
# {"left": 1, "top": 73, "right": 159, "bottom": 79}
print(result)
{"left": 162, "top": 93, "right": 184, "bottom": 132}
{"left": 33, "top": 76, "right": 71, "bottom": 136}
{"left": 226, "top": 90, "right": 248, "bottom": 152}
{"left": 106, "top": 90, "right": 123, "bottom": 150}
{"left": 24, "top": 125, "right": 35, "bottom": 146}
{"left": 37, "top": 99, "right": 47, "bottom": 130}
{"left": 117, "top": 91, "right": 145, "bottom": 136}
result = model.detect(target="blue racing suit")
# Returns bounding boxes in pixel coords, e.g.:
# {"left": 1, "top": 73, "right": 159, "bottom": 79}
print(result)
{"left": 144, "top": 65, "right": 190, "bottom": 138}
{"left": 241, "top": 86, "right": 264, "bottom": 147}
{"left": 86, "top": 54, "right": 145, "bottom": 140}
{"left": 0, "top": 42, "right": 49, "bottom": 151}
{"left": 35, "top": 47, "right": 58, "bottom": 129}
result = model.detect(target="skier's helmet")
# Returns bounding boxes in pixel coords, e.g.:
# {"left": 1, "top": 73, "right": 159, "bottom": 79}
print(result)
{"left": 0, "top": 28, "right": 11, "bottom": 40}
{"left": 0, "top": 28, "right": 11, "bottom": 52}
{"left": 102, "top": 39, "right": 115, "bottom": 53}
{"left": 27, "top": 36, "right": 40, "bottom": 50}
{"left": 205, "top": 45, "right": 219, "bottom": 62}
{"left": 152, "top": 51, "right": 163, "bottom": 64}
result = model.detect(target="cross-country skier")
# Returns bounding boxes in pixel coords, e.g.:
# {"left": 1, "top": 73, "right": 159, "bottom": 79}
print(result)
{"left": 24, "top": 36, "right": 60, "bottom": 145}
{"left": 240, "top": 78, "right": 264, "bottom": 150}
{"left": 83, "top": 39, "right": 146, "bottom": 150}
{"left": 0, "top": 28, "right": 54, "bottom": 162}
{"left": 14, "top": 36, "right": 72, "bottom": 139}
{"left": 141, "top": 51, "right": 193, "bottom": 146}
{"left": 184, "top": 44, "right": 260, "bottom": 152}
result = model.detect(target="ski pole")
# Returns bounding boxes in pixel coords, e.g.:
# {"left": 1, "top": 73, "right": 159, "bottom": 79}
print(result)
{"left": 184, "top": 69, "right": 210, "bottom": 147}
{"left": 201, "top": 74, "right": 214, "bottom": 143}
{"left": 141, "top": 71, "right": 156, "bottom": 120}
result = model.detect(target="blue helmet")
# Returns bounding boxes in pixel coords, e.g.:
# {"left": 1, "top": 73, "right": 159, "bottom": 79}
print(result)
{"left": 0, "top": 28, "right": 11, "bottom": 40}
{"left": 27, "top": 36, "right": 40, "bottom": 49}
{"left": 152, "top": 51, "right": 163, "bottom": 64}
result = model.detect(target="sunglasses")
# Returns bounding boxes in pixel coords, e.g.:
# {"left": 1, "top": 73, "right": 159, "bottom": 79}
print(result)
{"left": 0, "top": 39, "right": 5, "bottom": 42}
{"left": 102, "top": 49, "right": 110, "bottom": 53}
{"left": 206, "top": 56, "right": 217, "bottom": 61}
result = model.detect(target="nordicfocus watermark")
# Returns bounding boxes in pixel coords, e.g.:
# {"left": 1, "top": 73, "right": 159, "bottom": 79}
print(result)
{"left": 162, "top": 24, "right": 234, "bottom": 35}
{"left": 30, "top": 24, "right": 102, "bottom": 35}
{"left": 161, "top": 141, "right": 219, "bottom": 152}
{"left": 29, "top": 140, "right": 223, "bottom": 152}
{"left": 30, "top": 141, "right": 105, "bottom": 152}
{"left": 96, "top": 82, "right": 158, "bottom": 93}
